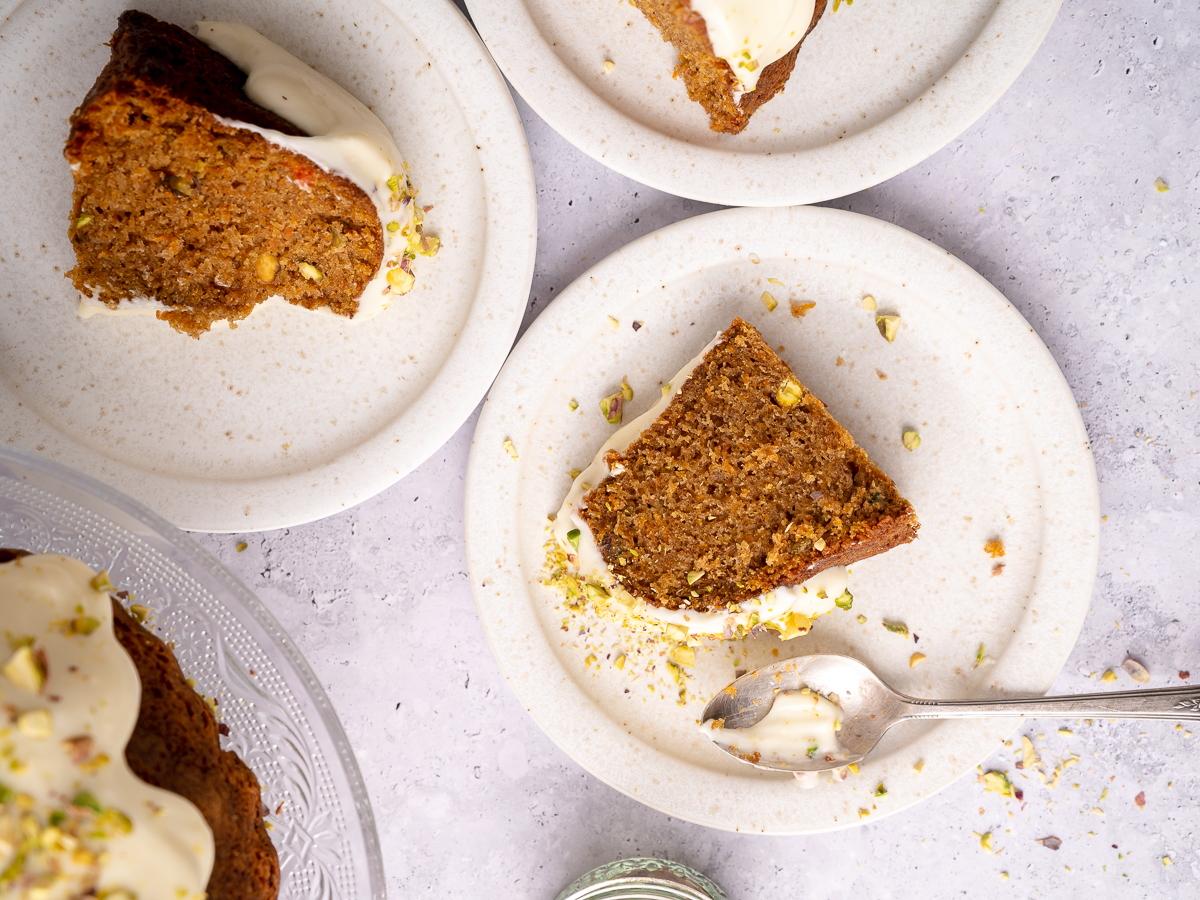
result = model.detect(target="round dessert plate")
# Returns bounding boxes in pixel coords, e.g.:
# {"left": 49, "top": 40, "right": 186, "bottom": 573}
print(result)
{"left": 0, "top": 446, "right": 384, "bottom": 899}
{"left": 464, "top": 206, "right": 1099, "bottom": 834}
{"left": 467, "top": 0, "right": 1062, "bottom": 206}
{"left": 0, "top": 0, "right": 536, "bottom": 532}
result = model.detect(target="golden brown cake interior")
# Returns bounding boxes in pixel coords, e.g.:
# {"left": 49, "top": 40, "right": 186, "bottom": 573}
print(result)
{"left": 111, "top": 598, "right": 280, "bottom": 900}
{"left": 630, "top": 0, "right": 826, "bottom": 134}
{"left": 65, "top": 10, "right": 383, "bottom": 337}
{"left": 579, "top": 318, "right": 918, "bottom": 612}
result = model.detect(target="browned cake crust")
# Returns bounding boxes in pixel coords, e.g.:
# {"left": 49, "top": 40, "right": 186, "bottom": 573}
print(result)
{"left": 630, "top": 0, "right": 826, "bottom": 134}
{"left": 111, "top": 599, "right": 280, "bottom": 900}
{"left": 579, "top": 318, "right": 918, "bottom": 612}
{"left": 65, "top": 10, "right": 384, "bottom": 337}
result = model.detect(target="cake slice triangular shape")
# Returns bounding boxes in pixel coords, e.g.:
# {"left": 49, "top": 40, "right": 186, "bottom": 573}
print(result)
{"left": 575, "top": 317, "right": 917, "bottom": 616}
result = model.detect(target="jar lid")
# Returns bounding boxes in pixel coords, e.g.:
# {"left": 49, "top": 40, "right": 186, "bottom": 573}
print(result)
{"left": 555, "top": 858, "right": 728, "bottom": 900}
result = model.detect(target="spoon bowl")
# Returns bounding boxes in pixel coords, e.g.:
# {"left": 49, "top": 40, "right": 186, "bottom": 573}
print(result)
{"left": 701, "top": 653, "right": 1200, "bottom": 773}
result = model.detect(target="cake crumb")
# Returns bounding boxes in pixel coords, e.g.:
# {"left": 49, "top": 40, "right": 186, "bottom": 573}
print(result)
{"left": 992, "top": 562, "right": 1006, "bottom": 577}
{"left": 984, "top": 539, "right": 1005, "bottom": 558}
{"left": 790, "top": 301, "right": 816, "bottom": 318}
{"left": 503, "top": 438, "right": 519, "bottom": 459}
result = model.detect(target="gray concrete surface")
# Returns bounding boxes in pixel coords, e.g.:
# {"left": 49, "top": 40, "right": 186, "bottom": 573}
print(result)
{"left": 197, "top": 2, "right": 1200, "bottom": 896}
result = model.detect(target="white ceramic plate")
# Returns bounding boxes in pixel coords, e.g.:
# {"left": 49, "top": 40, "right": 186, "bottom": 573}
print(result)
{"left": 464, "top": 206, "right": 1098, "bottom": 834}
{"left": 0, "top": 0, "right": 535, "bottom": 532}
{"left": 467, "top": 0, "right": 1061, "bottom": 206}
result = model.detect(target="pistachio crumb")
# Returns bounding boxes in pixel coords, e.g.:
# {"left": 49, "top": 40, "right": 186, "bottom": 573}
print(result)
{"left": 861, "top": 295, "right": 877, "bottom": 310}
{"left": 569, "top": 399, "right": 579, "bottom": 411}
{"left": 856, "top": 614, "right": 867, "bottom": 624}
{"left": 298, "top": 262, "right": 324, "bottom": 283}
{"left": 603, "top": 59, "right": 616, "bottom": 73}
{"left": 1155, "top": 178, "right": 1169, "bottom": 192}
{"left": 775, "top": 377, "right": 803, "bottom": 408}
{"left": 761, "top": 291, "right": 778, "bottom": 312}
{"left": 503, "top": 438, "right": 519, "bottom": 460}
{"left": 883, "top": 621, "right": 909, "bottom": 638}
{"left": 235, "top": 542, "right": 248, "bottom": 553}
{"left": 902, "top": 430, "right": 921, "bottom": 451}
{"left": 1100, "top": 669, "right": 1118, "bottom": 683}
{"left": 607, "top": 315, "right": 619, "bottom": 329}
{"left": 876, "top": 314, "right": 900, "bottom": 342}
{"left": 913, "top": 760, "right": 925, "bottom": 773}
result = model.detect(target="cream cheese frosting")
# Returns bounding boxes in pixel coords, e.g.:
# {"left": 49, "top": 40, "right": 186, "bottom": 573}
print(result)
{"left": 690, "top": 0, "right": 818, "bottom": 93}
{"left": 0, "top": 554, "right": 214, "bottom": 900}
{"left": 701, "top": 688, "right": 846, "bottom": 766}
{"left": 552, "top": 334, "right": 850, "bottom": 638}
{"left": 81, "top": 22, "right": 429, "bottom": 322}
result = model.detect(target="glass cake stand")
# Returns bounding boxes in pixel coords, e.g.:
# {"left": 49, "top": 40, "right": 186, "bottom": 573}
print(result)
{"left": 0, "top": 447, "right": 384, "bottom": 900}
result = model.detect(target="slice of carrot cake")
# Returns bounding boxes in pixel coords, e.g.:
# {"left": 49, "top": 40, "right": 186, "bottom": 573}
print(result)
{"left": 551, "top": 317, "right": 917, "bottom": 640}
{"left": 630, "top": 0, "right": 827, "bottom": 133}
{"left": 65, "top": 11, "right": 436, "bottom": 337}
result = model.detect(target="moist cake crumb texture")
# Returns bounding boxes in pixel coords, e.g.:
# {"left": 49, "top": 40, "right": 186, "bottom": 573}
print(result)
{"left": 64, "top": 11, "right": 384, "bottom": 337}
{"left": 629, "top": 0, "right": 826, "bottom": 134}
{"left": 579, "top": 317, "right": 918, "bottom": 613}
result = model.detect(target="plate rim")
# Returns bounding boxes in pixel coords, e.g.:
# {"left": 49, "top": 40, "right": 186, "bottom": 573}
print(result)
{"left": 466, "top": 0, "right": 1064, "bottom": 206}
{"left": 0, "top": 444, "right": 386, "bottom": 898}
{"left": 0, "top": 0, "right": 537, "bottom": 533}
{"left": 463, "top": 204, "right": 1100, "bottom": 834}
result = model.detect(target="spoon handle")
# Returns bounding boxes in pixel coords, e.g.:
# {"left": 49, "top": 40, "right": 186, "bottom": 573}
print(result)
{"left": 902, "top": 685, "right": 1200, "bottom": 721}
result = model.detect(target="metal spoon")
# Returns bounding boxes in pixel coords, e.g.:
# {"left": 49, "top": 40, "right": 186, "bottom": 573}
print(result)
{"left": 701, "top": 654, "right": 1200, "bottom": 773}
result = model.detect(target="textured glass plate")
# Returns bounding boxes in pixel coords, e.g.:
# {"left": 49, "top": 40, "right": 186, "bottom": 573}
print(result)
{"left": 0, "top": 447, "right": 383, "bottom": 900}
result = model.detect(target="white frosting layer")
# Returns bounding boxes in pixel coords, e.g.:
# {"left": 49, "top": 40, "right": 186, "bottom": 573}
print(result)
{"left": 691, "top": 0, "right": 818, "bottom": 92}
{"left": 701, "top": 689, "right": 846, "bottom": 766}
{"left": 0, "top": 555, "right": 213, "bottom": 900}
{"left": 197, "top": 22, "right": 419, "bottom": 318}
{"left": 552, "top": 334, "right": 847, "bottom": 636}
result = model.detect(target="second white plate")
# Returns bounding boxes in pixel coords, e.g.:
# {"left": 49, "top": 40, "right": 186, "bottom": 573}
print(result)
{"left": 0, "top": 0, "right": 535, "bottom": 532}
{"left": 468, "top": 0, "right": 1062, "bottom": 206}
{"left": 465, "top": 206, "right": 1098, "bottom": 833}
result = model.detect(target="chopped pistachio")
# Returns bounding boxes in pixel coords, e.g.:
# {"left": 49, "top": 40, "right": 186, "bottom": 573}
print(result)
{"left": 857, "top": 808, "right": 870, "bottom": 819}
{"left": 254, "top": 252, "right": 280, "bottom": 283}
{"left": 600, "top": 392, "right": 624, "bottom": 425}
{"left": 913, "top": 760, "right": 925, "bottom": 774}
{"left": 847, "top": 763, "right": 859, "bottom": 774}
{"left": 910, "top": 652, "right": 926, "bottom": 668}
{"left": 813, "top": 537, "right": 827, "bottom": 552}
{"left": 603, "top": 59, "right": 616, "bottom": 73}
{"left": 129, "top": 604, "right": 150, "bottom": 623}
{"left": 386, "top": 221, "right": 400, "bottom": 233}
{"left": 1100, "top": 669, "right": 1117, "bottom": 683}
{"left": 2, "top": 645, "right": 46, "bottom": 694}
{"left": 613, "top": 654, "right": 626, "bottom": 671}
{"left": 876, "top": 314, "right": 901, "bottom": 342}
{"left": 61, "top": 734, "right": 95, "bottom": 764}
{"left": 1121, "top": 658, "right": 1150, "bottom": 683}
{"left": 569, "top": 399, "right": 579, "bottom": 411}
{"left": 583, "top": 582, "right": 610, "bottom": 602}
{"left": 74, "top": 214, "right": 93, "bottom": 229}
{"left": 66, "top": 616, "right": 100, "bottom": 636}
{"left": 387, "top": 266, "right": 415, "bottom": 293}
{"left": 775, "top": 377, "right": 804, "bottom": 408}
{"left": 417, "top": 234, "right": 441, "bottom": 258}
{"left": 902, "top": 430, "right": 921, "bottom": 450}
{"left": 1155, "top": 178, "right": 1169, "bottom": 192}
{"left": 761, "top": 291, "right": 778, "bottom": 312}
{"left": 984, "top": 539, "right": 1006, "bottom": 558}
{"left": 883, "top": 621, "right": 910, "bottom": 638}
{"left": 666, "top": 661, "right": 682, "bottom": 684}
{"left": 767, "top": 277, "right": 785, "bottom": 287}
{"left": 661, "top": 383, "right": 672, "bottom": 397}
{"left": 566, "top": 529, "right": 581, "bottom": 550}
{"left": 607, "top": 315, "right": 619, "bottom": 329}
{"left": 861, "top": 295, "right": 877, "bottom": 311}
{"left": 569, "top": 469, "right": 581, "bottom": 479}
{"left": 90, "top": 570, "right": 114, "bottom": 593}
{"left": 621, "top": 380, "right": 634, "bottom": 402}
{"left": 686, "top": 570, "right": 704, "bottom": 585}
{"left": 874, "top": 783, "right": 888, "bottom": 797}
{"left": 975, "top": 643, "right": 986, "bottom": 665}
{"left": 17, "top": 709, "right": 53, "bottom": 739}
{"left": 503, "top": 438, "right": 519, "bottom": 459}
{"left": 1021, "top": 735, "right": 1037, "bottom": 770}
{"left": 834, "top": 589, "right": 854, "bottom": 610}
{"left": 670, "top": 645, "right": 695, "bottom": 667}
{"left": 982, "top": 769, "right": 1014, "bottom": 797}
{"left": 856, "top": 614, "right": 867, "bottom": 624}
{"left": 235, "top": 542, "right": 248, "bottom": 553}
{"left": 1163, "top": 856, "right": 1173, "bottom": 866}
{"left": 387, "top": 174, "right": 401, "bottom": 194}
{"left": 166, "top": 175, "right": 194, "bottom": 197}
{"left": 298, "top": 262, "right": 324, "bottom": 283}
{"left": 976, "top": 831, "right": 995, "bottom": 853}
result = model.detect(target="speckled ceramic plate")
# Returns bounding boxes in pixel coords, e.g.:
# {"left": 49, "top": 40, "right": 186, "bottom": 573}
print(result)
{"left": 0, "top": 447, "right": 384, "bottom": 899}
{"left": 467, "top": 0, "right": 1061, "bottom": 206}
{"left": 464, "top": 206, "right": 1099, "bottom": 834}
{"left": 0, "top": 0, "right": 535, "bottom": 532}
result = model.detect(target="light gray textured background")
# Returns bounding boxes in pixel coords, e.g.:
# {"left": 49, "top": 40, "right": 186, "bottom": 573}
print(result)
{"left": 197, "top": 1, "right": 1200, "bottom": 896}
